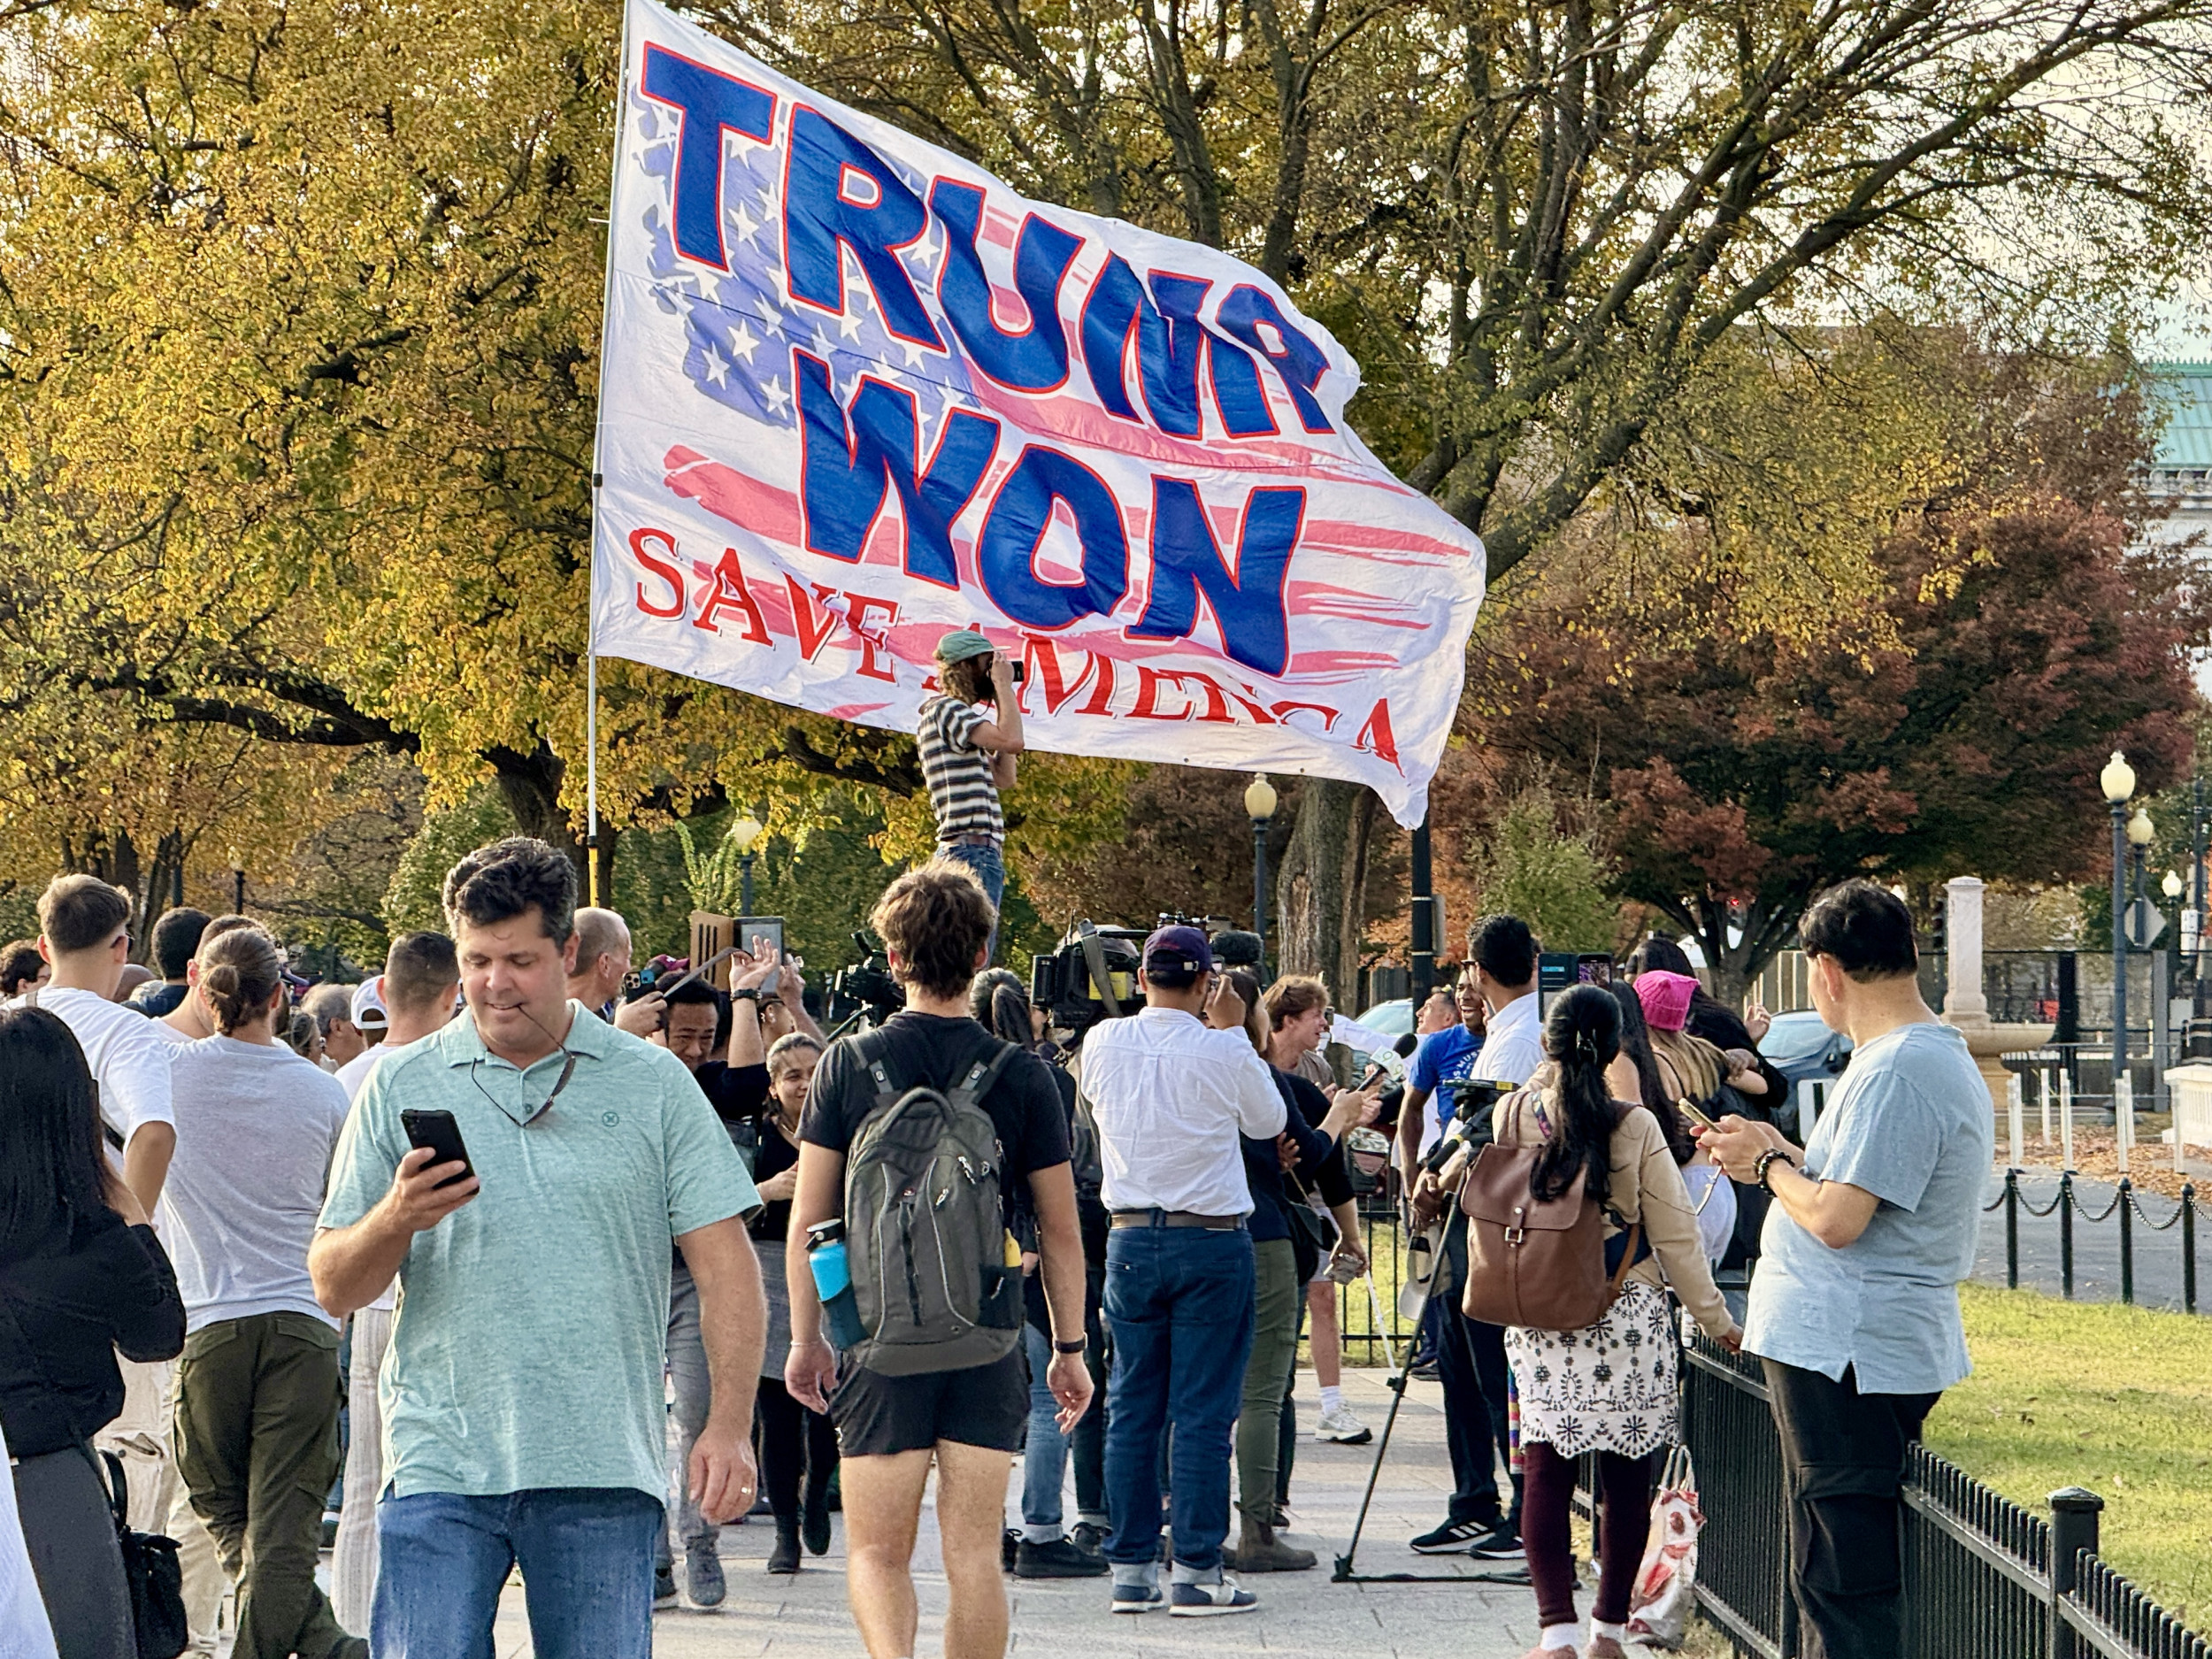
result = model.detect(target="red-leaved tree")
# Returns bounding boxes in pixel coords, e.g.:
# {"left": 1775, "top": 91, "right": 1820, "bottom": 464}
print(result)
{"left": 1469, "top": 432, "right": 2209, "bottom": 1002}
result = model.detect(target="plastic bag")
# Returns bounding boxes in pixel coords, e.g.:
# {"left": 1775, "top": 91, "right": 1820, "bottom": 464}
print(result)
{"left": 1626, "top": 1444, "right": 1702, "bottom": 1649}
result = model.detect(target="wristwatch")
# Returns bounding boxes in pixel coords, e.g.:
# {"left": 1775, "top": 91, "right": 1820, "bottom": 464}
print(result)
{"left": 1754, "top": 1148, "right": 1796, "bottom": 1194}
{"left": 1052, "top": 1336, "right": 1087, "bottom": 1356}
{"left": 731, "top": 988, "right": 760, "bottom": 1003}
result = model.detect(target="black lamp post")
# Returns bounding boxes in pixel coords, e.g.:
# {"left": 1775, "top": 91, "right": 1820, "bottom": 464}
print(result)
{"left": 732, "top": 814, "right": 764, "bottom": 915}
{"left": 2101, "top": 751, "right": 2135, "bottom": 1104}
{"left": 1244, "top": 775, "right": 1278, "bottom": 982}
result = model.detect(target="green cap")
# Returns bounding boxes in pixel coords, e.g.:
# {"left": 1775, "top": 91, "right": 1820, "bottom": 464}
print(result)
{"left": 934, "top": 628, "right": 995, "bottom": 665}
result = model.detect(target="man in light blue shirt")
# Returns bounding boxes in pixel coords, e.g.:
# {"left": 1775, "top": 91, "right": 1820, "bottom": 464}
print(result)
{"left": 311, "top": 838, "right": 764, "bottom": 1659}
{"left": 1703, "top": 879, "right": 1990, "bottom": 1659}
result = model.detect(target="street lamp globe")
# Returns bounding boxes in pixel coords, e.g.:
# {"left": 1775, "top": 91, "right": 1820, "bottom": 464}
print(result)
{"left": 2128, "top": 808, "right": 2155, "bottom": 849}
{"left": 731, "top": 813, "right": 766, "bottom": 854}
{"left": 2101, "top": 750, "right": 2136, "bottom": 804}
{"left": 1244, "top": 775, "right": 1279, "bottom": 822}
{"left": 2164, "top": 870, "right": 2185, "bottom": 900}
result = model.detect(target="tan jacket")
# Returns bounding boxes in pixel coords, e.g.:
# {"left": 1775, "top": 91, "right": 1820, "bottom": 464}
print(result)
{"left": 1492, "top": 1087, "right": 1733, "bottom": 1339}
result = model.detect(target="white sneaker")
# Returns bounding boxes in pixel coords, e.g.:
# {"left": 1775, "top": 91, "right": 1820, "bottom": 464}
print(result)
{"left": 1313, "top": 1403, "right": 1372, "bottom": 1444}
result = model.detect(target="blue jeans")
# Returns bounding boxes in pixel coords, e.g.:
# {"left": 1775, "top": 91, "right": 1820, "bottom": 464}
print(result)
{"left": 1102, "top": 1222, "right": 1256, "bottom": 1579}
{"left": 373, "top": 1487, "right": 662, "bottom": 1659}
{"left": 1021, "top": 1325, "right": 1070, "bottom": 1540}
{"left": 940, "top": 841, "right": 1005, "bottom": 961}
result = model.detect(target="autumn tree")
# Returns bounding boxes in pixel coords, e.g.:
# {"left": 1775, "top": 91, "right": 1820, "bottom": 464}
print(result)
{"left": 1466, "top": 342, "right": 2209, "bottom": 1002}
{"left": 7, "top": 0, "right": 2212, "bottom": 989}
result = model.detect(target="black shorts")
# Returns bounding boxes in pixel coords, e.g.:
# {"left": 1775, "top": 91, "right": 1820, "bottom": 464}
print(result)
{"left": 829, "top": 1348, "right": 1027, "bottom": 1458}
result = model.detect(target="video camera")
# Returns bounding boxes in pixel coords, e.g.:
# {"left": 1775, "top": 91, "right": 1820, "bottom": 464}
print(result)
{"left": 1029, "top": 912, "right": 1244, "bottom": 1040}
{"left": 829, "top": 931, "right": 905, "bottom": 1023}
{"left": 1421, "top": 1077, "right": 1511, "bottom": 1175}
{"left": 1028, "top": 920, "right": 1145, "bottom": 1038}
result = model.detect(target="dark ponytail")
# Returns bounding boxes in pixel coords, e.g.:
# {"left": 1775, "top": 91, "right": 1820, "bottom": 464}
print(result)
{"left": 1535, "top": 983, "right": 1622, "bottom": 1205}
{"left": 197, "top": 926, "right": 284, "bottom": 1036}
{"left": 970, "top": 967, "right": 1035, "bottom": 1049}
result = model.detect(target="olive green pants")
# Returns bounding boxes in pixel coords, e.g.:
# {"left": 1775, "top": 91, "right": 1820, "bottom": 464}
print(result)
{"left": 1234, "top": 1239, "right": 1302, "bottom": 1525}
{"left": 174, "top": 1311, "right": 359, "bottom": 1659}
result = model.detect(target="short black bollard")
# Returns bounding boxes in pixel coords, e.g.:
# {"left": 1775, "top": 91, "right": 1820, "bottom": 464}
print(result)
{"left": 2006, "top": 1168, "right": 2020, "bottom": 1289}
{"left": 2119, "top": 1179, "right": 2134, "bottom": 1306}
{"left": 2060, "top": 1171, "right": 2075, "bottom": 1300}
{"left": 2047, "top": 1486, "right": 2105, "bottom": 1659}
{"left": 2185, "top": 1185, "right": 2198, "bottom": 1317}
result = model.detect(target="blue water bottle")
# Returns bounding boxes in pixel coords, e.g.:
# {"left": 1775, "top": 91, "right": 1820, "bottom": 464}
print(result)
{"left": 807, "top": 1219, "right": 868, "bottom": 1349}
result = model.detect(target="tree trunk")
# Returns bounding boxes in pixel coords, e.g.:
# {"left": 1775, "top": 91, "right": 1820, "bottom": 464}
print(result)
{"left": 1274, "top": 779, "right": 1379, "bottom": 1002}
{"left": 592, "top": 830, "right": 617, "bottom": 910}
{"left": 1679, "top": 892, "right": 1810, "bottom": 1011}
{"left": 487, "top": 741, "right": 584, "bottom": 894}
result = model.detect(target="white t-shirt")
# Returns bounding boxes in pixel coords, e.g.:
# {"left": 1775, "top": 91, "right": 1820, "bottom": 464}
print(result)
{"left": 159, "top": 1036, "right": 351, "bottom": 1333}
{"left": 20, "top": 987, "right": 176, "bottom": 1159}
{"left": 334, "top": 1044, "right": 384, "bottom": 1102}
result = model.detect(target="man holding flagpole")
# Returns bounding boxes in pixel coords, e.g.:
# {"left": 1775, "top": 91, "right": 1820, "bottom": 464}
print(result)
{"left": 918, "top": 631, "right": 1023, "bottom": 952}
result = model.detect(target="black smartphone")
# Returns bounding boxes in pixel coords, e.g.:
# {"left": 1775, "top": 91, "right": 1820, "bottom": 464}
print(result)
{"left": 1007, "top": 659, "right": 1025, "bottom": 684}
{"left": 401, "top": 1110, "right": 477, "bottom": 1189}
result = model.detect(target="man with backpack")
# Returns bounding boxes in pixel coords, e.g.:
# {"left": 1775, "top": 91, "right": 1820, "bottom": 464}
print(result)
{"left": 784, "top": 861, "right": 1093, "bottom": 1659}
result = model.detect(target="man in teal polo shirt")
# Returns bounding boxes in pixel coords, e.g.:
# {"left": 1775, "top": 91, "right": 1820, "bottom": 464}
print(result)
{"left": 311, "top": 838, "right": 765, "bottom": 1659}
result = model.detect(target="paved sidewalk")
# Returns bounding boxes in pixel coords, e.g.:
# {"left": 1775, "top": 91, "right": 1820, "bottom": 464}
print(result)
{"left": 487, "top": 1368, "right": 1576, "bottom": 1658}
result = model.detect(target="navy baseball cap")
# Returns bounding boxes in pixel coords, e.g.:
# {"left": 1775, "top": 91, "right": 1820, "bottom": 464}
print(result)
{"left": 1141, "top": 926, "right": 1214, "bottom": 977}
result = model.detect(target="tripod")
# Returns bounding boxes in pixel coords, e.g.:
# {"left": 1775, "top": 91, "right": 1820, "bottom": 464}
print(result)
{"left": 1332, "top": 1221, "right": 1531, "bottom": 1587}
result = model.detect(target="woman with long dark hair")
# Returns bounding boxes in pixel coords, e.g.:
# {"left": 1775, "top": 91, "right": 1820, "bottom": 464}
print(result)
{"left": 1494, "top": 985, "right": 1739, "bottom": 1659}
{"left": 0, "top": 1006, "right": 186, "bottom": 1659}
{"left": 1609, "top": 981, "right": 1736, "bottom": 1264}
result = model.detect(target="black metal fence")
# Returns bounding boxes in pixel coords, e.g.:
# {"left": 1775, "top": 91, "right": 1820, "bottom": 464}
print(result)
{"left": 1678, "top": 1333, "right": 2206, "bottom": 1659}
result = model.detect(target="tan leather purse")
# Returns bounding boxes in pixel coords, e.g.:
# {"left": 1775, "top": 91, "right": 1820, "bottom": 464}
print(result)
{"left": 1457, "top": 1091, "right": 1640, "bottom": 1333}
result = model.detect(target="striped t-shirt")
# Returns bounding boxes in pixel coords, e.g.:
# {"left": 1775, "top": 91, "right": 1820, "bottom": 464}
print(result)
{"left": 917, "top": 695, "right": 1004, "bottom": 844}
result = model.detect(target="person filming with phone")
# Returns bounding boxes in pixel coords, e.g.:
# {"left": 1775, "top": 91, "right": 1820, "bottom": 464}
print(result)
{"left": 310, "top": 838, "right": 768, "bottom": 1659}
{"left": 919, "top": 630, "right": 1023, "bottom": 956}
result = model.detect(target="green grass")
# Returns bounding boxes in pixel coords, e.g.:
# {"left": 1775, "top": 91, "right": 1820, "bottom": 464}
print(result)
{"left": 1925, "top": 1284, "right": 2212, "bottom": 1631}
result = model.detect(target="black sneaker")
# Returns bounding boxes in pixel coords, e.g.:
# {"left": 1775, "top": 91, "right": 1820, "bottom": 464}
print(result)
{"left": 1001, "top": 1527, "right": 1021, "bottom": 1571}
{"left": 1071, "top": 1521, "right": 1108, "bottom": 1554}
{"left": 1409, "top": 1517, "right": 1494, "bottom": 1555}
{"left": 652, "top": 1563, "right": 679, "bottom": 1607}
{"left": 1016, "top": 1537, "right": 1111, "bottom": 1578}
{"left": 1467, "top": 1521, "right": 1525, "bottom": 1561}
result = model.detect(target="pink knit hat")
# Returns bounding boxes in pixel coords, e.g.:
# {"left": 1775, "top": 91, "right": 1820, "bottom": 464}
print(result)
{"left": 1634, "top": 970, "right": 1700, "bottom": 1033}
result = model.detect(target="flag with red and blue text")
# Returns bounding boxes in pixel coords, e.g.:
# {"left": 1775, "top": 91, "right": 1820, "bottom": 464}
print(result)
{"left": 592, "top": 0, "right": 1486, "bottom": 826}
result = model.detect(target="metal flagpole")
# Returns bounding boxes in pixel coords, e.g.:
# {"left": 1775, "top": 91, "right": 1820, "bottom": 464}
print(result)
{"left": 584, "top": 1, "right": 636, "bottom": 910}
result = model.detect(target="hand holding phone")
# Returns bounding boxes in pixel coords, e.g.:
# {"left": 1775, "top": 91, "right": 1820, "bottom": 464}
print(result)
{"left": 1678, "top": 1096, "right": 1718, "bottom": 1132}
{"left": 401, "top": 1110, "right": 480, "bottom": 1195}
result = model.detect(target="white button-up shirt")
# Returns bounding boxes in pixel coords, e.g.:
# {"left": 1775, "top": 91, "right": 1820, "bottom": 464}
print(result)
{"left": 1080, "top": 1007, "right": 1287, "bottom": 1217}
{"left": 1476, "top": 989, "right": 1544, "bottom": 1086}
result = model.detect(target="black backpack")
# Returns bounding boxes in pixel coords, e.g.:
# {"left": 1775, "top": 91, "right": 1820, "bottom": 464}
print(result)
{"left": 842, "top": 1030, "right": 1025, "bottom": 1376}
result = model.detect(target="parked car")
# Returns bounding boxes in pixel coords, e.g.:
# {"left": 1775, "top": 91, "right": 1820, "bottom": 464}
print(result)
{"left": 1356, "top": 997, "right": 1416, "bottom": 1041}
{"left": 1759, "top": 1009, "right": 1852, "bottom": 1125}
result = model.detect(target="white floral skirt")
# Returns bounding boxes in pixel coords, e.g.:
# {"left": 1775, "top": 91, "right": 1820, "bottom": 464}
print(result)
{"left": 1504, "top": 1279, "right": 1679, "bottom": 1460}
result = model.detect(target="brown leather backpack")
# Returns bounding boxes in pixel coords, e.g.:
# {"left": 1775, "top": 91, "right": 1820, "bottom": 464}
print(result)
{"left": 1457, "top": 1091, "right": 1641, "bottom": 1333}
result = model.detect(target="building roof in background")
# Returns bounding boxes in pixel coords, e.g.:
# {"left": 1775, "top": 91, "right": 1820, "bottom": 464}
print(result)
{"left": 2146, "top": 362, "right": 2212, "bottom": 472}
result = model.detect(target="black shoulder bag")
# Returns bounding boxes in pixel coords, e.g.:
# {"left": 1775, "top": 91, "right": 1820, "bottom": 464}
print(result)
{"left": 98, "top": 1448, "right": 188, "bottom": 1659}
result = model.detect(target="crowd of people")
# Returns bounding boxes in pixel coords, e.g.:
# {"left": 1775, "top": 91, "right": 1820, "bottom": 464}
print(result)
{"left": 0, "top": 626, "right": 1989, "bottom": 1659}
